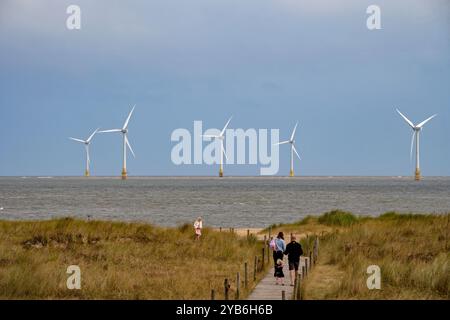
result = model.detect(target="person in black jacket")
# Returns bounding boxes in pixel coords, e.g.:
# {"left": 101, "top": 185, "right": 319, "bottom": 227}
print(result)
{"left": 284, "top": 235, "right": 303, "bottom": 286}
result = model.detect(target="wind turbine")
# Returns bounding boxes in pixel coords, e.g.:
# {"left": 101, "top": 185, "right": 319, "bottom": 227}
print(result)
{"left": 69, "top": 128, "right": 99, "bottom": 177}
{"left": 396, "top": 109, "right": 437, "bottom": 181}
{"left": 99, "top": 105, "right": 136, "bottom": 180}
{"left": 275, "top": 122, "right": 301, "bottom": 177}
{"left": 201, "top": 117, "right": 232, "bottom": 177}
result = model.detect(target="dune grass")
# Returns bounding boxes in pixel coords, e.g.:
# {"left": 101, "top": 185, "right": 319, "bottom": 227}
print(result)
{"left": 0, "top": 218, "right": 267, "bottom": 299}
{"left": 269, "top": 211, "right": 449, "bottom": 300}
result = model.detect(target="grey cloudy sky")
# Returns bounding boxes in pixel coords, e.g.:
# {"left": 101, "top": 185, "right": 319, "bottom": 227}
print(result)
{"left": 0, "top": 0, "right": 449, "bottom": 176}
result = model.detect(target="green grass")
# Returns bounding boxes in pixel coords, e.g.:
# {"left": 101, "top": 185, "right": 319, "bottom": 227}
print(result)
{"left": 279, "top": 211, "right": 450, "bottom": 300}
{"left": 0, "top": 218, "right": 268, "bottom": 299}
{"left": 317, "top": 210, "right": 358, "bottom": 226}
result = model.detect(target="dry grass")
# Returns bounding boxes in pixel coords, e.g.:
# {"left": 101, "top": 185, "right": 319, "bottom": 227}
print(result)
{"left": 269, "top": 211, "right": 449, "bottom": 300}
{"left": 0, "top": 218, "right": 267, "bottom": 299}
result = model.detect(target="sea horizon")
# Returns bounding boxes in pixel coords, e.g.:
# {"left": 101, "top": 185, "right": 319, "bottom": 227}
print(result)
{"left": 1, "top": 176, "right": 449, "bottom": 227}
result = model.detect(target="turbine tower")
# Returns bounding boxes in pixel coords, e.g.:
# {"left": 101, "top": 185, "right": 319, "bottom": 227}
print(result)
{"left": 396, "top": 109, "right": 437, "bottom": 181}
{"left": 201, "top": 117, "right": 232, "bottom": 177}
{"left": 100, "top": 106, "right": 136, "bottom": 180}
{"left": 69, "top": 128, "right": 99, "bottom": 177}
{"left": 275, "top": 122, "right": 301, "bottom": 177}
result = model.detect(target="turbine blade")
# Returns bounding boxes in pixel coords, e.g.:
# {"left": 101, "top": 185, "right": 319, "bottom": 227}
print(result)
{"left": 123, "top": 105, "right": 136, "bottom": 130}
{"left": 69, "top": 137, "right": 85, "bottom": 143}
{"left": 220, "top": 116, "right": 233, "bottom": 136}
{"left": 222, "top": 143, "right": 228, "bottom": 162}
{"left": 396, "top": 109, "right": 415, "bottom": 128}
{"left": 125, "top": 135, "right": 135, "bottom": 158}
{"left": 290, "top": 122, "right": 298, "bottom": 142}
{"left": 410, "top": 131, "right": 416, "bottom": 162}
{"left": 273, "top": 140, "right": 290, "bottom": 146}
{"left": 99, "top": 129, "right": 122, "bottom": 133}
{"left": 86, "top": 128, "right": 100, "bottom": 143}
{"left": 292, "top": 144, "right": 301, "bottom": 160}
{"left": 417, "top": 114, "right": 437, "bottom": 128}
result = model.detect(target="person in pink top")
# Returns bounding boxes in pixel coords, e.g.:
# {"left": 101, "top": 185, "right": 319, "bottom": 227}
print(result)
{"left": 194, "top": 217, "right": 203, "bottom": 240}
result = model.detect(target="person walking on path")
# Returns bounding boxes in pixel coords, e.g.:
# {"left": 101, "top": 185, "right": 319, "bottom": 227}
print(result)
{"left": 270, "top": 232, "right": 286, "bottom": 266}
{"left": 274, "top": 259, "right": 285, "bottom": 285}
{"left": 284, "top": 234, "right": 303, "bottom": 286}
{"left": 194, "top": 217, "right": 203, "bottom": 240}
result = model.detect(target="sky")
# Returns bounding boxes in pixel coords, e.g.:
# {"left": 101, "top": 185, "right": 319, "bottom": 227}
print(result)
{"left": 0, "top": 0, "right": 449, "bottom": 176}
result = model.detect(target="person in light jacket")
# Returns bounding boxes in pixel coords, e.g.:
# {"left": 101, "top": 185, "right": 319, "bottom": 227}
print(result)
{"left": 272, "top": 232, "right": 286, "bottom": 266}
{"left": 194, "top": 217, "right": 203, "bottom": 240}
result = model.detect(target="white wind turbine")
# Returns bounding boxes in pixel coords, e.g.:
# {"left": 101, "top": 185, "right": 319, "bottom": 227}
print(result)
{"left": 69, "top": 128, "right": 99, "bottom": 177}
{"left": 275, "top": 122, "right": 301, "bottom": 177}
{"left": 396, "top": 109, "right": 437, "bottom": 181}
{"left": 99, "top": 105, "right": 136, "bottom": 180}
{"left": 201, "top": 117, "right": 232, "bottom": 177}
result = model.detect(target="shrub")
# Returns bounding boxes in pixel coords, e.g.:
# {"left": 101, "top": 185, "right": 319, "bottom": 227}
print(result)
{"left": 318, "top": 210, "right": 358, "bottom": 226}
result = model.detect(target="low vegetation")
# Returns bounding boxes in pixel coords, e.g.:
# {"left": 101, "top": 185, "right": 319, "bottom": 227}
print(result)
{"left": 267, "top": 211, "right": 449, "bottom": 300}
{"left": 0, "top": 218, "right": 266, "bottom": 299}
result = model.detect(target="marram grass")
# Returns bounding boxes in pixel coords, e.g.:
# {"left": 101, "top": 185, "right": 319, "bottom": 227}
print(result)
{"left": 268, "top": 211, "right": 449, "bottom": 300}
{"left": 0, "top": 218, "right": 266, "bottom": 299}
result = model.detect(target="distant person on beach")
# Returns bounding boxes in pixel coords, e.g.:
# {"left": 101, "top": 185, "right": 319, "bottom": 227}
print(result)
{"left": 193, "top": 217, "right": 203, "bottom": 240}
{"left": 274, "top": 259, "right": 285, "bottom": 285}
{"left": 284, "top": 235, "right": 303, "bottom": 286}
{"left": 270, "top": 232, "right": 286, "bottom": 266}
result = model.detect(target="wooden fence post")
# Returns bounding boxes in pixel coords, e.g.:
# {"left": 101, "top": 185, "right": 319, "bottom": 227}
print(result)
{"left": 224, "top": 278, "right": 229, "bottom": 300}
{"left": 247, "top": 229, "right": 250, "bottom": 238}
{"left": 305, "top": 257, "right": 309, "bottom": 276}
{"left": 309, "top": 251, "right": 313, "bottom": 269}
{"left": 262, "top": 247, "right": 265, "bottom": 267}
{"left": 254, "top": 256, "right": 257, "bottom": 281}
{"left": 302, "top": 265, "right": 305, "bottom": 279}
{"left": 313, "top": 236, "right": 319, "bottom": 264}
{"left": 244, "top": 262, "right": 248, "bottom": 289}
{"left": 236, "top": 272, "right": 240, "bottom": 300}
{"left": 211, "top": 289, "right": 215, "bottom": 300}
{"left": 296, "top": 274, "right": 302, "bottom": 300}
{"left": 282, "top": 290, "right": 286, "bottom": 300}
{"left": 219, "top": 227, "right": 222, "bottom": 232}
{"left": 293, "top": 273, "right": 298, "bottom": 300}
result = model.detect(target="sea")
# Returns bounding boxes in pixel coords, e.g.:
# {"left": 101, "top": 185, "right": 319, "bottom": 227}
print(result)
{"left": 0, "top": 176, "right": 449, "bottom": 228}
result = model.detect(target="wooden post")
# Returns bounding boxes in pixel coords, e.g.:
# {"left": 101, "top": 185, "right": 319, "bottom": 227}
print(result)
{"left": 236, "top": 272, "right": 240, "bottom": 300}
{"left": 296, "top": 274, "right": 302, "bottom": 300}
{"left": 290, "top": 232, "right": 293, "bottom": 241}
{"left": 309, "top": 251, "right": 313, "bottom": 269}
{"left": 254, "top": 256, "right": 257, "bottom": 281}
{"left": 224, "top": 278, "right": 229, "bottom": 300}
{"left": 302, "top": 265, "right": 305, "bottom": 279}
{"left": 244, "top": 262, "right": 248, "bottom": 289}
{"left": 262, "top": 247, "right": 265, "bottom": 267}
{"left": 305, "top": 257, "right": 308, "bottom": 276}
{"left": 305, "top": 233, "right": 310, "bottom": 254}
{"left": 313, "top": 236, "right": 319, "bottom": 264}
{"left": 211, "top": 289, "right": 215, "bottom": 300}
{"left": 293, "top": 273, "right": 298, "bottom": 300}
{"left": 219, "top": 227, "right": 222, "bottom": 232}
{"left": 282, "top": 290, "right": 286, "bottom": 300}
{"left": 247, "top": 229, "right": 250, "bottom": 238}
